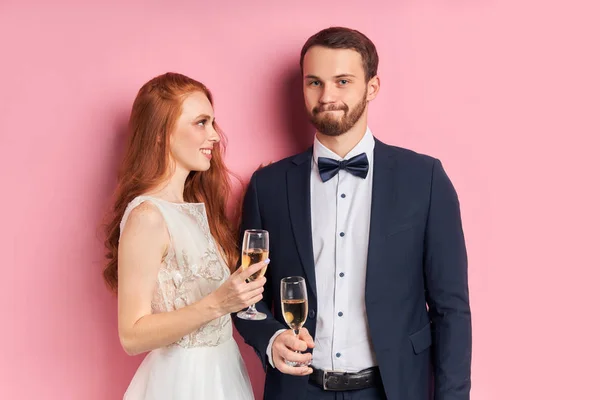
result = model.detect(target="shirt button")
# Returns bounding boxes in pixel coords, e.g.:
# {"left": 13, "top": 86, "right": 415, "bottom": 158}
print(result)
{"left": 339, "top": 272, "right": 345, "bottom": 278}
{"left": 336, "top": 353, "right": 341, "bottom": 358}
{"left": 339, "top": 232, "right": 345, "bottom": 237}
{"left": 341, "top": 193, "right": 346, "bottom": 198}
{"left": 308, "top": 309, "right": 316, "bottom": 319}
{"left": 338, "top": 311, "right": 343, "bottom": 317}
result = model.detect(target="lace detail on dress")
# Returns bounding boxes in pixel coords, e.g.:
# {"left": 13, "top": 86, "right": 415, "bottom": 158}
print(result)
{"left": 178, "top": 203, "right": 228, "bottom": 282}
{"left": 121, "top": 196, "right": 232, "bottom": 348}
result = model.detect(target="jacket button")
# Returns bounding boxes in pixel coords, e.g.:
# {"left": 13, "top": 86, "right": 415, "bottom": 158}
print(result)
{"left": 308, "top": 309, "right": 316, "bottom": 319}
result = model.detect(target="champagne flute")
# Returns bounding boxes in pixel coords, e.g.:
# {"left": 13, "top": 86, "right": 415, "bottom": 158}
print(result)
{"left": 237, "top": 229, "right": 269, "bottom": 321}
{"left": 280, "top": 276, "right": 309, "bottom": 366}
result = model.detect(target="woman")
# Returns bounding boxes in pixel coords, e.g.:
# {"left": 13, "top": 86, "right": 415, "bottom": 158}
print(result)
{"left": 103, "top": 72, "right": 266, "bottom": 399}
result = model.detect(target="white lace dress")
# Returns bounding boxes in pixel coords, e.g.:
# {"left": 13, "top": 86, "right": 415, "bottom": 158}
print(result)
{"left": 120, "top": 196, "right": 254, "bottom": 400}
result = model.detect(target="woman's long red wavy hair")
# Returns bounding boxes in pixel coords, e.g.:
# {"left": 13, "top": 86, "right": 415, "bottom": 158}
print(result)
{"left": 103, "top": 72, "right": 238, "bottom": 293}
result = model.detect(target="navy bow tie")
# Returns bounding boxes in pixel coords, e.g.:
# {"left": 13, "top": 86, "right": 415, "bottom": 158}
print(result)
{"left": 317, "top": 152, "right": 369, "bottom": 182}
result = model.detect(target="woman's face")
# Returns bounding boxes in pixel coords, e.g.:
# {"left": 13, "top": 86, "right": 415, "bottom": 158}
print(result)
{"left": 169, "top": 91, "right": 220, "bottom": 173}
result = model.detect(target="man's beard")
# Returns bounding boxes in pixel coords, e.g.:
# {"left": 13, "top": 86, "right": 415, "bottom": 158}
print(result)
{"left": 308, "top": 92, "right": 367, "bottom": 137}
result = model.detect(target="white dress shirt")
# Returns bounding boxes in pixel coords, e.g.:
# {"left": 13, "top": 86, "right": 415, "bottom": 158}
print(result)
{"left": 266, "top": 127, "right": 378, "bottom": 372}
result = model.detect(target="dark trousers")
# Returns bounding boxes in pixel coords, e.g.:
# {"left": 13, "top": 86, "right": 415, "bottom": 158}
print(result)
{"left": 305, "top": 382, "right": 387, "bottom": 400}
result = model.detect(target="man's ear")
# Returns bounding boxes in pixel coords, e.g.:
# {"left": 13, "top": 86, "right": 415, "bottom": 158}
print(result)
{"left": 366, "top": 75, "right": 380, "bottom": 101}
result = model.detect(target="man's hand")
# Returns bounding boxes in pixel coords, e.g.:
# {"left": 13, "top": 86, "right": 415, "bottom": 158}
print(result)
{"left": 271, "top": 328, "right": 315, "bottom": 375}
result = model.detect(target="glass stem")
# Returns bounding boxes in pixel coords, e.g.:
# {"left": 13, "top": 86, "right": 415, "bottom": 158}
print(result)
{"left": 293, "top": 329, "right": 300, "bottom": 354}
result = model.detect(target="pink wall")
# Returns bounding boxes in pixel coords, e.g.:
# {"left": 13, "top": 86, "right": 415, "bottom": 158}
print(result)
{"left": 1, "top": 0, "right": 598, "bottom": 398}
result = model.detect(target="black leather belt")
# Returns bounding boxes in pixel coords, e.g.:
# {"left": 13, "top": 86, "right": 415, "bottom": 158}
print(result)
{"left": 309, "top": 366, "right": 381, "bottom": 391}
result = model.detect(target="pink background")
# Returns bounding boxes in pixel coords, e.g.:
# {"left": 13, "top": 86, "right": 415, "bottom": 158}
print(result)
{"left": 1, "top": 0, "right": 598, "bottom": 399}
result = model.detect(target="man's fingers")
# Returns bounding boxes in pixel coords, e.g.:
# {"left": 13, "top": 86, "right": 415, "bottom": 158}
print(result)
{"left": 277, "top": 347, "right": 312, "bottom": 364}
{"left": 274, "top": 358, "right": 313, "bottom": 376}
{"left": 282, "top": 334, "right": 308, "bottom": 352}
{"left": 298, "top": 328, "right": 315, "bottom": 348}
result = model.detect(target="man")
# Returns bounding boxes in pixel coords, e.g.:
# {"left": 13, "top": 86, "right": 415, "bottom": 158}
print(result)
{"left": 234, "top": 26, "right": 471, "bottom": 400}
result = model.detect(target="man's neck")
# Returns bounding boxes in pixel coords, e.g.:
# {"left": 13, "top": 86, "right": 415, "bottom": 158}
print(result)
{"left": 316, "top": 116, "right": 368, "bottom": 159}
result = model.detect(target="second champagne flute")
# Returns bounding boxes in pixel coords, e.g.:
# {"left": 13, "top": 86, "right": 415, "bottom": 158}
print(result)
{"left": 280, "top": 276, "right": 309, "bottom": 366}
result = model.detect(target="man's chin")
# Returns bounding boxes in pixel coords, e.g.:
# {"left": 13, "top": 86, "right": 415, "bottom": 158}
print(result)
{"left": 312, "top": 124, "right": 348, "bottom": 137}
{"left": 309, "top": 114, "right": 351, "bottom": 136}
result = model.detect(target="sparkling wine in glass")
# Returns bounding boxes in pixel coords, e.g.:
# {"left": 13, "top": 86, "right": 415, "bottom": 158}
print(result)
{"left": 237, "top": 229, "right": 269, "bottom": 321}
{"left": 281, "top": 276, "right": 309, "bottom": 366}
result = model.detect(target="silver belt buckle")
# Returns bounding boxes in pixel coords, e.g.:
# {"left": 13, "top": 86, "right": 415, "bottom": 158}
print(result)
{"left": 322, "top": 370, "right": 330, "bottom": 391}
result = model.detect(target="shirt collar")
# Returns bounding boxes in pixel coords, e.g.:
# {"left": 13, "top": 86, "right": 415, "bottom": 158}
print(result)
{"left": 312, "top": 127, "right": 375, "bottom": 164}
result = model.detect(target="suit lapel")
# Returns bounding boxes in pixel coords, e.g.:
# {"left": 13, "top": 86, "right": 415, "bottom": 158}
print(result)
{"left": 286, "top": 149, "right": 318, "bottom": 300}
{"left": 366, "top": 140, "right": 397, "bottom": 303}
